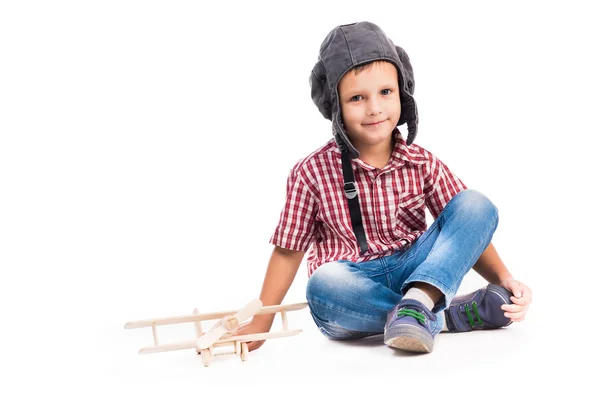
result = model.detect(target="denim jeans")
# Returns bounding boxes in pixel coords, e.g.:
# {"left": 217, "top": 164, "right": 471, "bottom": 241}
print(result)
{"left": 305, "top": 189, "right": 499, "bottom": 340}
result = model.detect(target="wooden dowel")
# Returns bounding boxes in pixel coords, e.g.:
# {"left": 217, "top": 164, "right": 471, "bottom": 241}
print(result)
{"left": 152, "top": 323, "right": 159, "bottom": 345}
{"left": 192, "top": 308, "right": 203, "bottom": 338}
{"left": 280, "top": 310, "right": 289, "bottom": 331}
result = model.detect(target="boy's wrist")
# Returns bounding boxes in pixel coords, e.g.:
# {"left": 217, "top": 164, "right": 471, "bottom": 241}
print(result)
{"left": 252, "top": 313, "right": 275, "bottom": 327}
{"left": 497, "top": 273, "right": 514, "bottom": 285}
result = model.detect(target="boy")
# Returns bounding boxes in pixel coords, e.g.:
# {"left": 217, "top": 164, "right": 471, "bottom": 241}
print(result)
{"left": 238, "top": 21, "right": 532, "bottom": 353}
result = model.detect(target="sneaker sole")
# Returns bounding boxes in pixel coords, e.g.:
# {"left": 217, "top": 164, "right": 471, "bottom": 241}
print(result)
{"left": 384, "top": 326, "right": 434, "bottom": 353}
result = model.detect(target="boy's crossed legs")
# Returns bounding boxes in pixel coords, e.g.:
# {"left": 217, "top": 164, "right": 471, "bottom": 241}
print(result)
{"left": 306, "top": 189, "right": 513, "bottom": 353}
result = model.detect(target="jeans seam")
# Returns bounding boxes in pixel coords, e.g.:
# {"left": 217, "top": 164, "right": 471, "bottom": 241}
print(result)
{"left": 384, "top": 272, "right": 392, "bottom": 288}
{"left": 388, "top": 217, "right": 441, "bottom": 275}
{"left": 310, "top": 310, "right": 363, "bottom": 340}
{"left": 309, "top": 298, "right": 383, "bottom": 323}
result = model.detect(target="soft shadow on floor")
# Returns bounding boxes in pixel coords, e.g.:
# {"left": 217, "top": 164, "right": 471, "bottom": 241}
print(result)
{"left": 328, "top": 334, "right": 433, "bottom": 358}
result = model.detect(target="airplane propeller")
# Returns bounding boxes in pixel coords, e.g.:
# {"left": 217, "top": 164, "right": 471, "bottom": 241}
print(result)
{"left": 196, "top": 299, "right": 263, "bottom": 349}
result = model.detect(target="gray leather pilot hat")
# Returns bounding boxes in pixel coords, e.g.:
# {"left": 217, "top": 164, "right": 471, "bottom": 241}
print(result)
{"left": 309, "top": 21, "right": 419, "bottom": 159}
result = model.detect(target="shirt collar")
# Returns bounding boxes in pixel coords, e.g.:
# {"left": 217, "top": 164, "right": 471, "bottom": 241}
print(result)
{"left": 389, "top": 127, "right": 428, "bottom": 168}
{"left": 334, "top": 127, "right": 427, "bottom": 171}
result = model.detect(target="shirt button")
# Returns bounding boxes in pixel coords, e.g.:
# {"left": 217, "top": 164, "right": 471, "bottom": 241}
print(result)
{"left": 382, "top": 215, "right": 387, "bottom": 221}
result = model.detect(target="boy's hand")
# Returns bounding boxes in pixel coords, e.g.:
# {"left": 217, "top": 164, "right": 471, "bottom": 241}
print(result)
{"left": 499, "top": 278, "right": 533, "bottom": 322}
{"left": 235, "top": 316, "right": 274, "bottom": 352}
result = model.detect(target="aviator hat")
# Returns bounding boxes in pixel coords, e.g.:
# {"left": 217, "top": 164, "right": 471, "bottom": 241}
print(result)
{"left": 308, "top": 21, "right": 419, "bottom": 255}
{"left": 309, "top": 21, "right": 419, "bottom": 160}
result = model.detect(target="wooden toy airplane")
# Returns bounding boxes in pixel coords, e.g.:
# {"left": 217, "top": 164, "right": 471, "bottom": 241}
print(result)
{"left": 124, "top": 299, "right": 307, "bottom": 367}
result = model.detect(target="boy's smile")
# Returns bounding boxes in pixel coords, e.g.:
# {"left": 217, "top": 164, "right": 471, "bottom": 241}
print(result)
{"left": 337, "top": 60, "right": 401, "bottom": 167}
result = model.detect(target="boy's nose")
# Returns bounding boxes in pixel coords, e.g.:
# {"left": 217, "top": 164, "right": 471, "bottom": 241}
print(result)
{"left": 366, "top": 98, "right": 383, "bottom": 115}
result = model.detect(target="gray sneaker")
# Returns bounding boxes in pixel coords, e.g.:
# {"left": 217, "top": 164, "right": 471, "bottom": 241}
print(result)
{"left": 444, "top": 284, "right": 513, "bottom": 332}
{"left": 384, "top": 299, "right": 437, "bottom": 353}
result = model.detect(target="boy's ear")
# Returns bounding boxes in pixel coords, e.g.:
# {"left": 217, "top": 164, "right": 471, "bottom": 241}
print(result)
{"left": 309, "top": 59, "right": 333, "bottom": 121}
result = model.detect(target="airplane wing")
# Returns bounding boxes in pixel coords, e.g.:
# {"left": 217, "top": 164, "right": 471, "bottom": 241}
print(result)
{"left": 124, "top": 302, "right": 308, "bottom": 330}
{"left": 137, "top": 330, "right": 303, "bottom": 354}
{"left": 124, "top": 309, "right": 241, "bottom": 329}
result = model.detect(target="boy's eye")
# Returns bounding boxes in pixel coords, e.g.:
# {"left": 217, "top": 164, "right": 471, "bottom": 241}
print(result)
{"left": 349, "top": 89, "right": 392, "bottom": 102}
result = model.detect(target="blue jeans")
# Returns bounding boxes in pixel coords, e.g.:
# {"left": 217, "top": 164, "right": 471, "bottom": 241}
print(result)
{"left": 305, "top": 189, "right": 499, "bottom": 340}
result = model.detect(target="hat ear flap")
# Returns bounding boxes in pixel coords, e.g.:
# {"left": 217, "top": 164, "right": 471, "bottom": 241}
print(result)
{"left": 309, "top": 59, "right": 333, "bottom": 121}
{"left": 398, "top": 96, "right": 418, "bottom": 141}
{"left": 395, "top": 45, "right": 418, "bottom": 145}
{"left": 394, "top": 45, "right": 415, "bottom": 94}
{"left": 406, "top": 116, "right": 418, "bottom": 145}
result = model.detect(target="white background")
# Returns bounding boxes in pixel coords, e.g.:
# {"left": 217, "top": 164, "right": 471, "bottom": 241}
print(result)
{"left": 1, "top": 0, "right": 598, "bottom": 398}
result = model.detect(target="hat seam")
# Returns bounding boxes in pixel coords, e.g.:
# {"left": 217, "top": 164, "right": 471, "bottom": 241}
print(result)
{"left": 366, "top": 22, "right": 386, "bottom": 56}
{"left": 339, "top": 27, "right": 356, "bottom": 65}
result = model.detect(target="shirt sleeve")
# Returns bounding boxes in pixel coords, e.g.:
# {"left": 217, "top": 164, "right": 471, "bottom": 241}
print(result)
{"left": 423, "top": 151, "right": 468, "bottom": 220}
{"left": 269, "top": 166, "right": 318, "bottom": 252}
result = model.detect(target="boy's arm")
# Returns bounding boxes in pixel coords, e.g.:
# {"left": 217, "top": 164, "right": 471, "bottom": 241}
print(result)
{"left": 251, "top": 245, "right": 305, "bottom": 328}
{"left": 471, "top": 242, "right": 513, "bottom": 284}
{"left": 472, "top": 242, "right": 533, "bottom": 322}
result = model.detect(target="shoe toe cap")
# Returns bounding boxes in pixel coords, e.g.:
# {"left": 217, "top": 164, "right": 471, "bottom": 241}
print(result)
{"left": 483, "top": 285, "right": 513, "bottom": 327}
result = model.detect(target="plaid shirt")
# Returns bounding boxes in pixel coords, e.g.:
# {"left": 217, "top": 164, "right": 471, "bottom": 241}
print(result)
{"left": 269, "top": 128, "right": 468, "bottom": 277}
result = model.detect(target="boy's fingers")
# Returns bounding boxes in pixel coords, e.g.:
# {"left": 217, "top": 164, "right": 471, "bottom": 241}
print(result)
{"left": 510, "top": 296, "right": 528, "bottom": 306}
{"left": 502, "top": 283, "right": 520, "bottom": 298}
{"left": 501, "top": 304, "right": 520, "bottom": 312}
{"left": 523, "top": 287, "right": 533, "bottom": 303}
{"left": 247, "top": 340, "right": 265, "bottom": 352}
{"left": 505, "top": 310, "right": 525, "bottom": 319}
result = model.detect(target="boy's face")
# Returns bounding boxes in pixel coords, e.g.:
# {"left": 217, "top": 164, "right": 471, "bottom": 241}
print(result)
{"left": 337, "top": 61, "right": 401, "bottom": 152}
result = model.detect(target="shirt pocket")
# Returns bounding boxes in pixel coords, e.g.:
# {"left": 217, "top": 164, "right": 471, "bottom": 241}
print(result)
{"left": 393, "top": 192, "right": 427, "bottom": 235}
{"left": 397, "top": 192, "right": 426, "bottom": 210}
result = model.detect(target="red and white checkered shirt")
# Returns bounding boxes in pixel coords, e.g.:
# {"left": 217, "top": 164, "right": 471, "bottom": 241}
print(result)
{"left": 269, "top": 128, "right": 468, "bottom": 277}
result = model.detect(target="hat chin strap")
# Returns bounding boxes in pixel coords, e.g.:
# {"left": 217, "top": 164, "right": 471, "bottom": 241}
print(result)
{"left": 340, "top": 147, "right": 369, "bottom": 255}
{"left": 333, "top": 114, "right": 368, "bottom": 255}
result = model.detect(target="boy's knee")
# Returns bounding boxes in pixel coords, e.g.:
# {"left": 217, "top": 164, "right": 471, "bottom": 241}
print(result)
{"left": 306, "top": 261, "right": 347, "bottom": 301}
{"left": 451, "top": 189, "right": 499, "bottom": 222}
